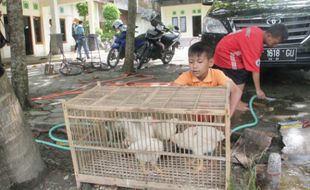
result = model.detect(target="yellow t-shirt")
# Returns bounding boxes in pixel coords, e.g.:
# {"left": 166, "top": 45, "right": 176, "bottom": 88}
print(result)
{"left": 174, "top": 68, "right": 230, "bottom": 87}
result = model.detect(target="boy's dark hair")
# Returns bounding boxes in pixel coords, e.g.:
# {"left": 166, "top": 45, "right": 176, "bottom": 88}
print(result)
{"left": 79, "top": 20, "right": 83, "bottom": 24}
{"left": 266, "top": 23, "right": 288, "bottom": 41}
{"left": 188, "top": 41, "right": 214, "bottom": 59}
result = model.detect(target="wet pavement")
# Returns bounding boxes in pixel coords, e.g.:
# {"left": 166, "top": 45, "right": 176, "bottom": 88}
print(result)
{"left": 6, "top": 41, "right": 310, "bottom": 189}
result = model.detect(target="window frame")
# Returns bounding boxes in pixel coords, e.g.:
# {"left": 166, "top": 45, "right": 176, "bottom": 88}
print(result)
{"left": 172, "top": 17, "right": 178, "bottom": 28}
{"left": 180, "top": 16, "right": 187, "bottom": 32}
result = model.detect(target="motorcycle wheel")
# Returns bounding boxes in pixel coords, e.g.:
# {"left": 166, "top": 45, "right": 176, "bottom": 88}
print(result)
{"left": 136, "top": 44, "right": 151, "bottom": 69}
{"left": 162, "top": 46, "right": 175, "bottom": 64}
{"left": 107, "top": 48, "right": 120, "bottom": 68}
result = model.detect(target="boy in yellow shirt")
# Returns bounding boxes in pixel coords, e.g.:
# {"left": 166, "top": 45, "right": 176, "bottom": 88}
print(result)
{"left": 174, "top": 42, "right": 242, "bottom": 116}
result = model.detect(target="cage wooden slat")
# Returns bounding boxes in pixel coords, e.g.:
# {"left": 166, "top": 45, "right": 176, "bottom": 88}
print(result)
{"left": 66, "top": 86, "right": 227, "bottom": 110}
{"left": 64, "top": 86, "right": 230, "bottom": 189}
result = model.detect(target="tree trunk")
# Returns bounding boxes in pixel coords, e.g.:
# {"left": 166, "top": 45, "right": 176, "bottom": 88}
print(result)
{"left": 0, "top": 71, "right": 45, "bottom": 187}
{"left": 7, "top": 0, "right": 31, "bottom": 109}
{"left": 0, "top": 143, "right": 10, "bottom": 190}
{"left": 0, "top": 51, "right": 4, "bottom": 77}
{"left": 0, "top": 44, "right": 10, "bottom": 190}
{"left": 122, "top": 0, "right": 137, "bottom": 73}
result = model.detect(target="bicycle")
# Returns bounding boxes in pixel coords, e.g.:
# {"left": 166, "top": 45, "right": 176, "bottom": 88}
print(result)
{"left": 59, "top": 55, "right": 110, "bottom": 76}
{"left": 59, "top": 57, "right": 85, "bottom": 76}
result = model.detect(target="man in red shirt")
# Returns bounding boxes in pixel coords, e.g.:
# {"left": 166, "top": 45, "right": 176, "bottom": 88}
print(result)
{"left": 213, "top": 24, "right": 288, "bottom": 110}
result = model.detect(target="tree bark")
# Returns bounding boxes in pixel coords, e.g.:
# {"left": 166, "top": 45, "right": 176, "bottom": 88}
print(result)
{"left": 7, "top": 0, "right": 31, "bottom": 109}
{"left": 0, "top": 51, "right": 4, "bottom": 78}
{"left": 0, "top": 142, "right": 10, "bottom": 190}
{"left": 0, "top": 71, "right": 45, "bottom": 187}
{"left": 122, "top": 0, "right": 137, "bottom": 73}
{"left": 0, "top": 2, "right": 10, "bottom": 188}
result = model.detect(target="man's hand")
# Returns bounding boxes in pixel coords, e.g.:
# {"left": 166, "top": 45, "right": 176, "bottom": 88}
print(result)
{"left": 252, "top": 72, "right": 266, "bottom": 99}
{"left": 256, "top": 89, "right": 266, "bottom": 99}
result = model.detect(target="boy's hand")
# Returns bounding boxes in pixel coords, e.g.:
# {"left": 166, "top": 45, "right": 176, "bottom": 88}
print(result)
{"left": 256, "top": 89, "right": 266, "bottom": 99}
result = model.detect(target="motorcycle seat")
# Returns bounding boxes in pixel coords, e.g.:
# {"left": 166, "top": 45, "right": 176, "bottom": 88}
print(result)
{"left": 162, "top": 34, "right": 178, "bottom": 41}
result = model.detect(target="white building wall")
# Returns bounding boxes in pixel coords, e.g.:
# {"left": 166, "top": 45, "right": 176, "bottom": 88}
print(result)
{"left": 0, "top": 0, "right": 47, "bottom": 58}
{"left": 135, "top": 14, "right": 152, "bottom": 35}
{"left": 0, "top": 1, "right": 101, "bottom": 58}
{"left": 161, "top": 3, "right": 211, "bottom": 38}
{"left": 59, "top": 4, "right": 78, "bottom": 53}
{"left": 42, "top": 6, "right": 51, "bottom": 55}
{"left": 0, "top": 1, "right": 126, "bottom": 58}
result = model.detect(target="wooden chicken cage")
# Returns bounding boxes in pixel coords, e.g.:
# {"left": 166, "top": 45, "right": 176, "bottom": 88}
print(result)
{"left": 63, "top": 85, "right": 231, "bottom": 190}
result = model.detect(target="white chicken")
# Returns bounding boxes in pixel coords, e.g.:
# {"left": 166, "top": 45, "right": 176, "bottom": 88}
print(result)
{"left": 170, "top": 126, "right": 225, "bottom": 171}
{"left": 128, "top": 137, "right": 164, "bottom": 174}
{"left": 116, "top": 117, "right": 155, "bottom": 147}
{"left": 144, "top": 116, "right": 179, "bottom": 141}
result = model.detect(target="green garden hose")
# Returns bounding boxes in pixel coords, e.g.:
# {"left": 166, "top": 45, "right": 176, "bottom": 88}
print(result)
{"left": 35, "top": 123, "right": 70, "bottom": 151}
{"left": 48, "top": 123, "right": 68, "bottom": 144}
{"left": 231, "top": 95, "right": 258, "bottom": 133}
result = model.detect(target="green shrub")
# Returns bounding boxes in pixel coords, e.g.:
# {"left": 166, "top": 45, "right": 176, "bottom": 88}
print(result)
{"left": 96, "top": 3, "right": 121, "bottom": 42}
{"left": 76, "top": 1, "right": 89, "bottom": 34}
{"left": 96, "top": 28, "right": 115, "bottom": 42}
{"left": 102, "top": 3, "right": 121, "bottom": 21}
{"left": 76, "top": 1, "right": 88, "bottom": 20}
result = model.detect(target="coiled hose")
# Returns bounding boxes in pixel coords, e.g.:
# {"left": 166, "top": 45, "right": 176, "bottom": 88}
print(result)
{"left": 35, "top": 123, "right": 70, "bottom": 151}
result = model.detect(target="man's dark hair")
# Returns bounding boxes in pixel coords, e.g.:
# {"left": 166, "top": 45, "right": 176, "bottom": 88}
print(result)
{"left": 79, "top": 20, "right": 83, "bottom": 24}
{"left": 266, "top": 24, "right": 288, "bottom": 41}
{"left": 188, "top": 41, "right": 214, "bottom": 59}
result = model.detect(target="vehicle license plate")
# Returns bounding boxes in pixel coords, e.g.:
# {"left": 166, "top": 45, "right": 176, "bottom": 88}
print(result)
{"left": 261, "top": 48, "right": 297, "bottom": 62}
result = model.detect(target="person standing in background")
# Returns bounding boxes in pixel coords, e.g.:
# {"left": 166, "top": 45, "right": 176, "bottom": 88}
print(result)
{"left": 72, "top": 18, "right": 79, "bottom": 52}
{"left": 75, "top": 20, "right": 90, "bottom": 60}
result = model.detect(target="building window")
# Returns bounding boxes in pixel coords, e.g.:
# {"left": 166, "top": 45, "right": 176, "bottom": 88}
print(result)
{"left": 180, "top": 10, "right": 185, "bottom": 15}
{"left": 172, "top": 11, "right": 176, "bottom": 15}
{"left": 197, "top": 9, "right": 201, "bottom": 14}
{"left": 180, "top": 16, "right": 186, "bottom": 32}
{"left": 172, "top": 17, "right": 178, "bottom": 27}
{"left": 192, "top": 10, "right": 196, "bottom": 14}
{"left": 33, "top": 17, "right": 42, "bottom": 43}
{"left": 60, "top": 19, "right": 66, "bottom": 42}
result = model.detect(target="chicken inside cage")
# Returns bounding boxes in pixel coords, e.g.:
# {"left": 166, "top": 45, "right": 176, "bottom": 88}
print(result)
{"left": 65, "top": 86, "right": 230, "bottom": 189}
{"left": 98, "top": 113, "right": 226, "bottom": 175}
{"left": 108, "top": 115, "right": 179, "bottom": 174}
{"left": 170, "top": 125, "right": 225, "bottom": 172}
{"left": 128, "top": 137, "right": 164, "bottom": 174}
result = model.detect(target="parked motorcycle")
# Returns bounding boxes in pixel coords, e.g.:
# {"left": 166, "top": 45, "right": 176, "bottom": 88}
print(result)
{"left": 107, "top": 21, "right": 146, "bottom": 68}
{"left": 135, "top": 19, "right": 181, "bottom": 69}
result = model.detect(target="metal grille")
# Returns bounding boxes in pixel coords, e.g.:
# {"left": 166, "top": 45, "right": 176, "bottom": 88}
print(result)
{"left": 232, "top": 15, "right": 310, "bottom": 45}
{"left": 63, "top": 85, "right": 231, "bottom": 189}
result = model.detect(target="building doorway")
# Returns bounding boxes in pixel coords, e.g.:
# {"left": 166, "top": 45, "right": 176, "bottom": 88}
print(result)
{"left": 24, "top": 16, "right": 33, "bottom": 55}
{"left": 192, "top": 16, "right": 201, "bottom": 37}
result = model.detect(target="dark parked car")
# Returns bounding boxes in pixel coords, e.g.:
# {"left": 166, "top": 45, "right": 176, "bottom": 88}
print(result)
{"left": 202, "top": 0, "right": 310, "bottom": 69}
